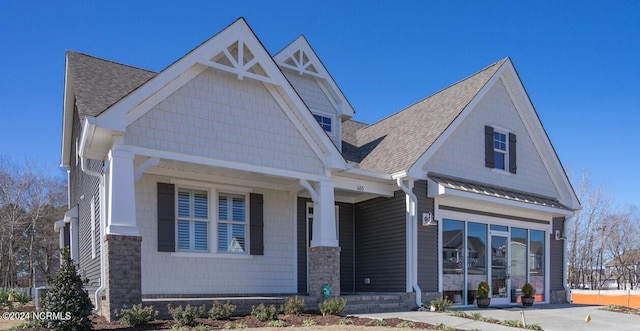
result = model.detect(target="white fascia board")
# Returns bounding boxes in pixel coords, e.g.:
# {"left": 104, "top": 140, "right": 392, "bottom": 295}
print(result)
{"left": 410, "top": 62, "right": 507, "bottom": 176}
{"left": 63, "top": 205, "right": 79, "bottom": 222}
{"left": 343, "top": 167, "right": 393, "bottom": 181}
{"left": 79, "top": 117, "right": 122, "bottom": 161}
{"left": 54, "top": 219, "right": 66, "bottom": 232}
{"left": 499, "top": 61, "right": 580, "bottom": 210}
{"left": 439, "top": 185, "right": 574, "bottom": 217}
{"left": 145, "top": 167, "right": 290, "bottom": 192}
{"left": 121, "top": 144, "right": 328, "bottom": 182}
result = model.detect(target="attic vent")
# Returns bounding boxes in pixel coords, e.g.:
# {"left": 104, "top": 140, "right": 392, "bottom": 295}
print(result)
{"left": 207, "top": 39, "right": 273, "bottom": 83}
{"left": 281, "top": 49, "right": 321, "bottom": 77}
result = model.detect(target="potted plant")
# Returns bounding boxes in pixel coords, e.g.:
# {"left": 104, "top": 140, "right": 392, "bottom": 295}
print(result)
{"left": 476, "top": 281, "right": 491, "bottom": 308}
{"left": 521, "top": 283, "right": 535, "bottom": 307}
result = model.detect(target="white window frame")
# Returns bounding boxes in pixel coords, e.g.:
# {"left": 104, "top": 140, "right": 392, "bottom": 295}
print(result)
{"left": 175, "top": 187, "right": 210, "bottom": 253}
{"left": 312, "top": 112, "right": 336, "bottom": 136}
{"left": 491, "top": 125, "right": 510, "bottom": 174}
{"left": 216, "top": 191, "right": 249, "bottom": 254}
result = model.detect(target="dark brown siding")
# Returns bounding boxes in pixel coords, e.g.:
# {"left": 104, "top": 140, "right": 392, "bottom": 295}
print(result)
{"left": 415, "top": 180, "right": 438, "bottom": 292}
{"left": 550, "top": 217, "right": 565, "bottom": 290}
{"left": 354, "top": 190, "right": 406, "bottom": 292}
{"left": 296, "top": 198, "right": 356, "bottom": 294}
{"left": 69, "top": 104, "right": 103, "bottom": 292}
{"left": 338, "top": 202, "right": 355, "bottom": 293}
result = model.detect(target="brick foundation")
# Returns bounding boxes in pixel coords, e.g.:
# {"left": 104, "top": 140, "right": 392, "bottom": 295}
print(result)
{"left": 308, "top": 246, "right": 340, "bottom": 299}
{"left": 101, "top": 234, "right": 142, "bottom": 321}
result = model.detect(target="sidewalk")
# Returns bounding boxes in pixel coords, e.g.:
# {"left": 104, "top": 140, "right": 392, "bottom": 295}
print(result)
{"left": 355, "top": 304, "right": 640, "bottom": 331}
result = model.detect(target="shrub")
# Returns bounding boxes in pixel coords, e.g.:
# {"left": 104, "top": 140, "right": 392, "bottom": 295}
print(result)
{"left": 397, "top": 320, "right": 416, "bottom": 328}
{"left": 41, "top": 248, "right": 93, "bottom": 331}
{"left": 521, "top": 283, "right": 535, "bottom": 297}
{"left": 450, "top": 310, "right": 467, "bottom": 318}
{"left": 477, "top": 281, "right": 490, "bottom": 298}
{"left": 168, "top": 304, "right": 205, "bottom": 327}
{"left": 429, "top": 297, "right": 453, "bottom": 312}
{"left": 208, "top": 301, "right": 236, "bottom": 320}
{"left": 116, "top": 304, "right": 158, "bottom": 326}
{"left": 281, "top": 296, "right": 305, "bottom": 315}
{"left": 526, "top": 324, "right": 544, "bottom": 331}
{"left": 318, "top": 298, "right": 346, "bottom": 316}
{"left": 251, "top": 303, "right": 279, "bottom": 322}
{"left": 302, "top": 318, "right": 317, "bottom": 326}
{"left": 267, "top": 320, "right": 287, "bottom": 327}
{"left": 435, "top": 322, "right": 455, "bottom": 331}
{"left": 0, "top": 290, "right": 13, "bottom": 308}
{"left": 369, "top": 319, "right": 387, "bottom": 326}
{"left": 500, "top": 320, "right": 524, "bottom": 327}
{"left": 338, "top": 318, "right": 355, "bottom": 325}
{"left": 223, "top": 321, "right": 247, "bottom": 329}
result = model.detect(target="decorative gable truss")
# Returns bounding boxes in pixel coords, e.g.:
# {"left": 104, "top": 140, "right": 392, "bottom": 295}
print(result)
{"left": 85, "top": 18, "right": 346, "bottom": 170}
{"left": 274, "top": 36, "right": 355, "bottom": 119}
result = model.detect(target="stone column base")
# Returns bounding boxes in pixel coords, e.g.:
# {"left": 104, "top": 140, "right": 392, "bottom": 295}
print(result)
{"left": 308, "top": 246, "right": 340, "bottom": 299}
{"left": 550, "top": 290, "right": 567, "bottom": 304}
{"left": 102, "top": 234, "right": 142, "bottom": 321}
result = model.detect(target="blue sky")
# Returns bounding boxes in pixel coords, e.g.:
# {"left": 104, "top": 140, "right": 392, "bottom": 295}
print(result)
{"left": 0, "top": 1, "right": 638, "bottom": 207}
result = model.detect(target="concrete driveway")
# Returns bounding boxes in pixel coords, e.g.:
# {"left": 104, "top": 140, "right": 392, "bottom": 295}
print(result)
{"left": 356, "top": 304, "right": 640, "bottom": 331}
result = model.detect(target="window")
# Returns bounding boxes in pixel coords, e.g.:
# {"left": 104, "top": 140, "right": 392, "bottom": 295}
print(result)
{"left": 176, "top": 188, "right": 209, "bottom": 252}
{"left": 218, "top": 193, "right": 247, "bottom": 253}
{"left": 313, "top": 114, "right": 333, "bottom": 134}
{"left": 493, "top": 131, "right": 507, "bottom": 171}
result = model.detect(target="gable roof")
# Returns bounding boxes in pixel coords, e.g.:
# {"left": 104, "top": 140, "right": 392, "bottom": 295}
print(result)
{"left": 66, "top": 51, "right": 157, "bottom": 121}
{"left": 345, "top": 59, "right": 506, "bottom": 174}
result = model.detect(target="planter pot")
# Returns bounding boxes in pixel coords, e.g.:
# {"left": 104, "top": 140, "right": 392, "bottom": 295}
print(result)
{"left": 521, "top": 296, "right": 535, "bottom": 307}
{"left": 476, "top": 297, "right": 491, "bottom": 308}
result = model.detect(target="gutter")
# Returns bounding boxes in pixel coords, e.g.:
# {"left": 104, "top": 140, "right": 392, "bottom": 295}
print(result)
{"left": 80, "top": 155, "right": 106, "bottom": 314}
{"left": 564, "top": 215, "right": 572, "bottom": 304}
{"left": 396, "top": 178, "right": 423, "bottom": 308}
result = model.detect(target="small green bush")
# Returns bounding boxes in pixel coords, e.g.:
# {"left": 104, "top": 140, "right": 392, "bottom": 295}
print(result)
{"left": 168, "top": 304, "right": 205, "bottom": 327}
{"left": 267, "top": 320, "right": 287, "bottom": 327}
{"left": 429, "top": 297, "right": 453, "bottom": 311}
{"left": 208, "top": 301, "right": 236, "bottom": 320}
{"left": 450, "top": 310, "right": 468, "bottom": 318}
{"left": 500, "top": 320, "right": 524, "bottom": 327}
{"left": 526, "top": 324, "right": 544, "bottom": 330}
{"left": 302, "top": 318, "right": 317, "bottom": 326}
{"left": 251, "top": 303, "right": 279, "bottom": 322}
{"left": 318, "top": 298, "right": 346, "bottom": 316}
{"left": 397, "top": 320, "right": 416, "bottom": 328}
{"left": 116, "top": 304, "right": 158, "bottom": 326}
{"left": 471, "top": 312, "right": 483, "bottom": 320}
{"left": 0, "top": 290, "right": 13, "bottom": 308}
{"left": 223, "top": 321, "right": 247, "bottom": 329}
{"left": 281, "top": 296, "right": 305, "bottom": 315}
{"left": 434, "top": 322, "right": 455, "bottom": 331}
{"left": 338, "top": 318, "right": 355, "bottom": 325}
{"left": 521, "top": 283, "right": 535, "bottom": 297}
{"left": 477, "top": 281, "right": 490, "bottom": 298}
{"left": 369, "top": 319, "right": 387, "bottom": 326}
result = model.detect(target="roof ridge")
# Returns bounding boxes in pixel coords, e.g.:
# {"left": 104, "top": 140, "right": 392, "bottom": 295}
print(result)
{"left": 66, "top": 50, "right": 157, "bottom": 74}
{"left": 361, "top": 58, "right": 508, "bottom": 131}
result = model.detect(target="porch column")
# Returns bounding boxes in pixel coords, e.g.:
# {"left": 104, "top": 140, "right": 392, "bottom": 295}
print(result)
{"left": 309, "top": 180, "right": 340, "bottom": 298}
{"left": 102, "top": 147, "right": 141, "bottom": 320}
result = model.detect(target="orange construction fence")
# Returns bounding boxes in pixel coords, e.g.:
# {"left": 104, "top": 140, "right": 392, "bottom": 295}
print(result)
{"left": 571, "top": 290, "right": 640, "bottom": 308}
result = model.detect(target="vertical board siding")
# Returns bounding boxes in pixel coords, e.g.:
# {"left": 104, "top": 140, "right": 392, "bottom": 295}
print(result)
{"left": 354, "top": 190, "right": 406, "bottom": 292}
{"left": 337, "top": 202, "right": 355, "bottom": 294}
{"left": 415, "top": 180, "right": 439, "bottom": 292}
{"left": 70, "top": 107, "right": 102, "bottom": 292}
{"left": 550, "top": 217, "right": 565, "bottom": 290}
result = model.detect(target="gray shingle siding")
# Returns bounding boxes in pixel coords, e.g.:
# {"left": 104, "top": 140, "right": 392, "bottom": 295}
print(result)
{"left": 69, "top": 104, "right": 103, "bottom": 292}
{"left": 296, "top": 198, "right": 309, "bottom": 294}
{"left": 354, "top": 190, "right": 406, "bottom": 292}
{"left": 550, "top": 217, "right": 565, "bottom": 290}
{"left": 415, "top": 180, "right": 438, "bottom": 292}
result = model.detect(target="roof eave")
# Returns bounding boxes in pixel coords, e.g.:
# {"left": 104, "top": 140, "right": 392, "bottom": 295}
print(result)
{"left": 60, "top": 55, "right": 75, "bottom": 169}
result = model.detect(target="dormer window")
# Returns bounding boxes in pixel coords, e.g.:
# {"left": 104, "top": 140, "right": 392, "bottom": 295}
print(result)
{"left": 485, "top": 125, "right": 517, "bottom": 174}
{"left": 313, "top": 114, "right": 334, "bottom": 135}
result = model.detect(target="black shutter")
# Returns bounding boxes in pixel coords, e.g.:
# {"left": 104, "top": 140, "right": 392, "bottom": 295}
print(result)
{"left": 157, "top": 183, "right": 175, "bottom": 252}
{"left": 509, "top": 133, "right": 517, "bottom": 174}
{"left": 484, "top": 125, "right": 494, "bottom": 168}
{"left": 249, "top": 193, "right": 264, "bottom": 255}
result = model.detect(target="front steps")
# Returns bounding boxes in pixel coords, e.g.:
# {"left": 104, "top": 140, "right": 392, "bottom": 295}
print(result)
{"left": 342, "top": 293, "right": 416, "bottom": 314}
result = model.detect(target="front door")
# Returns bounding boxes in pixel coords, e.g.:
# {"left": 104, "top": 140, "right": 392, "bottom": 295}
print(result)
{"left": 490, "top": 232, "right": 510, "bottom": 305}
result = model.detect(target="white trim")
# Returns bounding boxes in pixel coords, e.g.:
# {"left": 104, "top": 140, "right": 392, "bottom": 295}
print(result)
{"left": 170, "top": 252, "right": 253, "bottom": 259}
{"left": 331, "top": 175, "right": 395, "bottom": 197}
{"left": 90, "top": 196, "right": 96, "bottom": 259}
{"left": 311, "top": 111, "right": 336, "bottom": 136}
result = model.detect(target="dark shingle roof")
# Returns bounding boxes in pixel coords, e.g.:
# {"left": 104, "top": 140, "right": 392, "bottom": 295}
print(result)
{"left": 343, "top": 59, "right": 507, "bottom": 174}
{"left": 66, "top": 51, "right": 157, "bottom": 121}
{"left": 428, "top": 172, "right": 570, "bottom": 210}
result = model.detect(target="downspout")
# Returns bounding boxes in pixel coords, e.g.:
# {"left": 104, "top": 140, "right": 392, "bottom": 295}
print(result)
{"left": 396, "top": 178, "right": 423, "bottom": 308}
{"left": 80, "top": 155, "right": 106, "bottom": 314}
{"left": 563, "top": 215, "right": 573, "bottom": 304}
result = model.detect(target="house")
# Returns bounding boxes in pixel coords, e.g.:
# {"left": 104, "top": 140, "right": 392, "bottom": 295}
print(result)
{"left": 57, "top": 17, "right": 580, "bottom": 320}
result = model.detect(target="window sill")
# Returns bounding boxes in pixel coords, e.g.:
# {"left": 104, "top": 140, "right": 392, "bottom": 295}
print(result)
{"left": 170, "top": 252, "right": 253, "bottom": 259}
{"left": 491, "top": 168, "right": 512, "bottom": 176}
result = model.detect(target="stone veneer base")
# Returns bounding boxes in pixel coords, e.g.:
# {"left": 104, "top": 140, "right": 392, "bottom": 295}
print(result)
{"left": 102, "top": 234, "right": 142, "bottom": 321}
{"left": 308, "top": 246, "right": 341, "bottom": 299}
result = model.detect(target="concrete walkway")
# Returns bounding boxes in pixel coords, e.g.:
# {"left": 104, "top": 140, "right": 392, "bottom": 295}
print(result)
{"left": 355, "top": 304, "right": 640, "bottom": 331}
